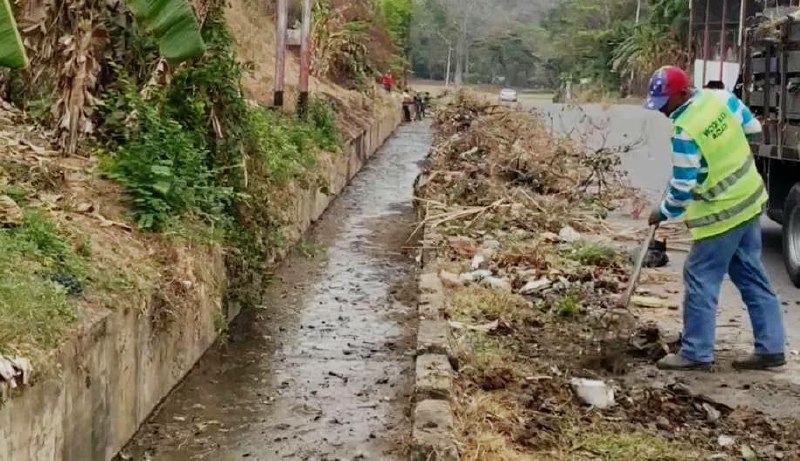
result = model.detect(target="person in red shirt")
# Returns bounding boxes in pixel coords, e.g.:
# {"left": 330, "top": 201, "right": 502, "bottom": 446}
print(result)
{"left": 381, "top": 72, "right": 394, "bottom": 92}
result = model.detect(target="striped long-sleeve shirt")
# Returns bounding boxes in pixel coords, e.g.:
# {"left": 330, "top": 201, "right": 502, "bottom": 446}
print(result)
{"left": 659, "top": 90, "right": 763, "bottom": 220}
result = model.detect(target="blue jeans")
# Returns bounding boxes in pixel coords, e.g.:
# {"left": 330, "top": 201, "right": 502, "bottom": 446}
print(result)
{"left": 681, "top": 218, "right": 786, "bottom": 363}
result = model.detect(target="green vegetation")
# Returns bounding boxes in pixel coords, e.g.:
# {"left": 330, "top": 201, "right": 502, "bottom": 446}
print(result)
{"left": 102, "top": 12, "right": 342, "bottom": 260}
{"left": 378, "top": 0, "right": 413, "bottom": 51}
{"left": 0, "top": 0, "right": 353, "bottom": 361}
{"left": 125, "top": 0, "right": 206, "bottom": 62}
{"left": 409, "top": 0, "right": 688, "bottom": 93}
{"left": 103, "top": 77, "right": 233, "bottom": 231}
{"left": 312, "top": 0, "right": 408, "bottom": 89}
{"left": 0, "top": 0, "right": 27, "bottom": 69}
{"left": 555, "top": 291, "right": 582, "bottom": 318}
{"left": 0, "top": 210, "right": 87, "bottom": 358}
{"left": 574, "top": 430, "right": 700, "bottom": 461}
{"left": 566, "top": 242, "right": 622, "bottom": 267}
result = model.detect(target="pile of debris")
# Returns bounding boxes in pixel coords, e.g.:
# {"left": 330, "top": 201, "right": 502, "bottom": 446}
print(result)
{"left": 416, "top": 92, "right": 633, "bottom": 318}
{"left": 416, "top": 92, "right": 800, "bottom": 460}
{"left": 416, "top": 92, "right": 627, "bottom": 237}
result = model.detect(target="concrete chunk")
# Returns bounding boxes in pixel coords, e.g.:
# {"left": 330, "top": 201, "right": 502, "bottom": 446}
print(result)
{"left": 419, "top": 271, "right": 443, "bottom": 294}
{"left": 411, "top": 400, "right": 459, "bottom": 461}
{"left": 416, "top": 354, "right": 452, "bottom": 401}
{"left": 417, "top": 320, "right": 450, "bottom": 356}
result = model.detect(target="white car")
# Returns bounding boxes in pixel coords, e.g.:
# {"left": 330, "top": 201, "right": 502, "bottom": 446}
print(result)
{"left": 499, "top": 88, "right": 518, "bottom": 102}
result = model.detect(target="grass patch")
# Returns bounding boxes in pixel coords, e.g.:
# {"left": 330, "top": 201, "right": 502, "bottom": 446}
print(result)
{"left": 573, "top": 430, "right": 701, "bottom": 461}
{"left": 455, "top": 389, "right": 538, "bottom": 461}
{"left": 555, "top": 291, "right": 582, "bottom": 318}
{"left": 565, "top": 242, "right": 622, "bottom": 267}
{"left": 297, "top": 240, "right": 328, "bottom": 259}
{"left": 0, "top": 210, "right": 88, "bottom": 360}
{"left": 448, "top": 286, "right": 533, "bottom": 323}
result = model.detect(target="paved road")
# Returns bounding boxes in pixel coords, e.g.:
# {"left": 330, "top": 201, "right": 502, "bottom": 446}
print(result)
{"left": 531, "top": 102, "right": 800, "bottom": 417}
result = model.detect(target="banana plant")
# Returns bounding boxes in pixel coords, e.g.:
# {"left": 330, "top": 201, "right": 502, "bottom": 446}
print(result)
{"left": 1, "top": 0, "right": 205, "bottom": 69}
{"left": 125, "top": 0, "right": 206, "bottom": 63}
{"left": 0, "top": 0, "right": 28, "bottom": 69}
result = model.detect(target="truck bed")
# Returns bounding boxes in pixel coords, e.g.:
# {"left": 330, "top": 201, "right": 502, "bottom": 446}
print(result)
{"left": 743, "top": 11, "right": 800, "bottom": 162}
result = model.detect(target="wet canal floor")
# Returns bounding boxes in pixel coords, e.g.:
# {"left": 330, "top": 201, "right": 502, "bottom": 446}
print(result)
{"left": 123, "top": 122, "right": 432, "bottom": 460}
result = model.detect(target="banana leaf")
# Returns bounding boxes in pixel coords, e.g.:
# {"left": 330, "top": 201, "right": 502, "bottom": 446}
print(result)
{"left": 0, "top": 0, "right": 28, "bottom": 69}
{"left": 126, "top": 0, "right": 206, "bottom": 63}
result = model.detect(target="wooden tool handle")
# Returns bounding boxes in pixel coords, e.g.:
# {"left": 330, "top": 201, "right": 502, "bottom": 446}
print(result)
{"left": 619, "top": 224, "right": 659, "bottom": 309}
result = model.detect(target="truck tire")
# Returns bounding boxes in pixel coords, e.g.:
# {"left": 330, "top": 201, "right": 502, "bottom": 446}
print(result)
{"left": 783, "top": 184, "right": 800, "bottom": 287}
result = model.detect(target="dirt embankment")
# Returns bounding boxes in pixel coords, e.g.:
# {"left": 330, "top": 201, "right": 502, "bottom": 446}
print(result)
{"left": 414, "top": 92, "right": 800, "bottom": 461}
{"left": 0, "top": 0, "right": 400, "bottom": 443}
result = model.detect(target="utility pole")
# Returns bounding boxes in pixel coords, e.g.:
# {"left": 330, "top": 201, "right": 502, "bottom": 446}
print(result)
{"left": 274, "top": 0, "right": 288, "bottom": 107}
{"left": 298, "top": 0, "right": 312, "bottom": 119}
{"left": 635, "top": 0, "right": 641, "bottom": 24}
{"left": 454, "top": 2, "right": 467, "bottom": 86}
{"left": 445, "top": 46, "right": 452, "bottom": 88}
{"left": 627, "top": 0, "right": 642, "bottom": 96}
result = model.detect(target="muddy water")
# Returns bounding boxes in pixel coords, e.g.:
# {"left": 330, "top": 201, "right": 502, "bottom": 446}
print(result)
{"left": 123, "top": 122, "right": 432, "bottom": 461}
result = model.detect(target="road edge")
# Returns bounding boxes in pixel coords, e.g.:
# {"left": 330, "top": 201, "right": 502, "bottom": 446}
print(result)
{"left": 410, "top": 191, "right": 460, "bottom": 461}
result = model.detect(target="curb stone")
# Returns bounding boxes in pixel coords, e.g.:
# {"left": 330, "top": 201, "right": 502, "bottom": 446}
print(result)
{"left": 411, "top": 190, "right": 459, "bottom": 460}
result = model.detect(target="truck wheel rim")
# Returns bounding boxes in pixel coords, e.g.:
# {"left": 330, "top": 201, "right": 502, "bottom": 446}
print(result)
{"left": 790, "top": 207, "right": 800, "bottom": 268}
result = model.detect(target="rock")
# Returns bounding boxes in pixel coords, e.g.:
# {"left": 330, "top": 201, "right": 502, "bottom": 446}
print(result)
{"left": 415, "top": 354, "right": 452, "bottom": 401}
{"left": 558, "top": 225, "right": 581, "bottom": 243}
{"left": 470, "top": 254, "right": 488, "bottom": 270}
{"left": 740, "top": 444, "right": 758, "bottom": 461}
{"left": 481, "top": 239, "right": 501, "bottom": 250}
{"left": 630, "top": 296, "right": 678, "bottom": 309}
{"left": 439, "top": 271, "right": 463, "bottom": 288}
{"left": 481, "top": 276, "right": 511, "bottom": 291}
{"left": 570, "top": 378, "right": 614, "bottom": 409}
{"left": 540, "top": 231, "right": 560, "bottom": 242}
{"left": 459, "top": 269, "right": 492, "bottom": 284}
{"left": 448, "top": 236, "right": 479, "bottom": 257}
{"left": 717, "top": 435, "right": 735, "bottom": 448}
{"left": 702, "top": 402, "right": 721, "bottom": 422}
{"left": 0, "top": 195, "right": 23, "bottom": 227}
{"left": 519, "top": 278, "right": 552, "bottom": 295}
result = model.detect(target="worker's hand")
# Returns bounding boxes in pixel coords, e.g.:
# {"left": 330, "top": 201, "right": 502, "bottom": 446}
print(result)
{"left": 648, "top": 208, "right": 665, "bottom": 227}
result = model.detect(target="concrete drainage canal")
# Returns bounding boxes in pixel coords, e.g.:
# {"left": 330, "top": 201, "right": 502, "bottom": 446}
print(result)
{"left": 123, "top": 122, "right": 433, "bottom": 461}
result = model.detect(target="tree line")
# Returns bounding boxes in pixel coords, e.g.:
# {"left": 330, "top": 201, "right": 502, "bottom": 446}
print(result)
{"left": 404, "top": 0, "right": 688, "bottom": 93}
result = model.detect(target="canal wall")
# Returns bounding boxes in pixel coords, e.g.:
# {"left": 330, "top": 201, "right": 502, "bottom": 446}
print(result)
{"left": 0, "top": 102, "right": 402, "bottom": 461}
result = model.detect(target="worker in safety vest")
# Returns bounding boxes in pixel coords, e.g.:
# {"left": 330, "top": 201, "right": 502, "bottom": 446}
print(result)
{"left": 644, "top": 66, "right": 786, "bottom": 371}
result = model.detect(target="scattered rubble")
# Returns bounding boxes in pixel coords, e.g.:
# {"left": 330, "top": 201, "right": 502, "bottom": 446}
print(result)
{"left": 519, "top": 277, "right": 552, "bottom": 295}
{"left": 415, "top": 92, "right": 800, "bottom": 460}
{"left": 558, "top": 225, "right": 582, "bottom": 243}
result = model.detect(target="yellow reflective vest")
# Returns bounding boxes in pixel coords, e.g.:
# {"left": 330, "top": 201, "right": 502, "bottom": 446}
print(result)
{"left": 675, "top": 90, "right": 767, "bottom": 240}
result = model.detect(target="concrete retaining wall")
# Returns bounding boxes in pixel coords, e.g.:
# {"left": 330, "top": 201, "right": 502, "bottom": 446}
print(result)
{"left": 410, "top": 177, "right": 459, "bottom": 461}
{"left": 0, "top": 103, "right": 402, "bottom": 461}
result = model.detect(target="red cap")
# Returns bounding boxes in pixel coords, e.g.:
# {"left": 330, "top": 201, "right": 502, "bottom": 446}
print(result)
{"left": 645, "top": 66, "right": 690, "bottom": 111}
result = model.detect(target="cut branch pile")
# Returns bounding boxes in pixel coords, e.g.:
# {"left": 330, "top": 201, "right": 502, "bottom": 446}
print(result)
{"left": 416, "top": 92, "right": 629, "bottom": 238}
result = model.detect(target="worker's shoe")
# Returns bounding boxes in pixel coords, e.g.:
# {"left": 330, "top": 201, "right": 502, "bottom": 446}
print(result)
{"left": 656, "top": 353, "right": 712, "bottom": 371}
{"left": 732, "top": 353, "right": 786, "bottom": 370}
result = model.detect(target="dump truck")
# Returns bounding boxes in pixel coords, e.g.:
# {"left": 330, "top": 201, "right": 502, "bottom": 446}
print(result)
{"left": 741, "top": 8, "right": 800, "bottom": 286}
{"left": 688, "top": 0, "right": 800, "bottom": 285}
